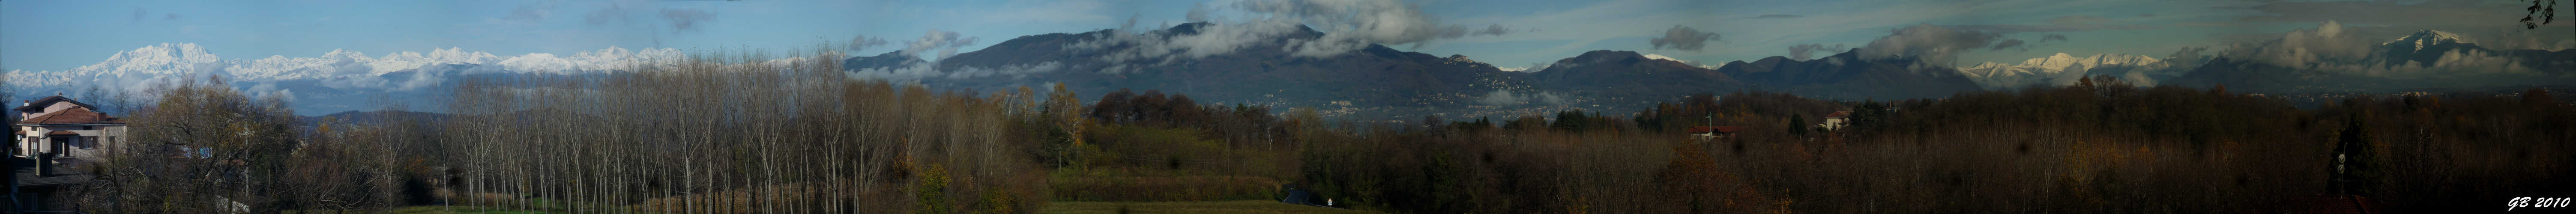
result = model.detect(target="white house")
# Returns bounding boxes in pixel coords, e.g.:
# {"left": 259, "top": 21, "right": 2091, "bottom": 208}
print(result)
{"left": 1819, "top": 111, "right": 1850, "bottom": 131}
{"left": 9, "top": 93, "right": 125, "bottom": 212}
{"left": 15, "top": 94, "right": 127, "bottom": 160}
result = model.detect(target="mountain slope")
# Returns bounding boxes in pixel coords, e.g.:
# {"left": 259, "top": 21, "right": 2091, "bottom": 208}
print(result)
{"left": 5, "top": 43, "right": 680, "bottom": 115}
{"left": 1955, "top": 53, "right": 2177, "bottom": 89}
{"left": 1527, "top": 50, "right": 1745, "bottom": 101}
{"left": 884, "top": 24, "right": 1997, "bottom": 116}
{"left": 2161, "top": 30, "right": 2576, "bottom": 93}
{"left": 2379, "top": 30, "right": 2488, "bottom": 68}
{"left": 1712, "top": 49, "right": 1986, "bottom": 100}
{"left": 2159, "top": 57, "right": 2399, "bottom": 93}
{"left": 901, "top": 23, "right": 1533, "bottom": 110}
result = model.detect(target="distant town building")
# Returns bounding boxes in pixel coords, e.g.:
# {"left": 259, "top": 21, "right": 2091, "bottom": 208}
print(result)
{"left": 1687, "top": 126, "right": 1744, "bottom": 140}
{"left": 1819, "top": 111, "right": 1850, "bottom": 131}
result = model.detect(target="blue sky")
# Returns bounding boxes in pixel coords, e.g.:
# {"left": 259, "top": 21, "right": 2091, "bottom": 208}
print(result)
{"left": 6, "top": 0, "right": 2570, "bottom": 72}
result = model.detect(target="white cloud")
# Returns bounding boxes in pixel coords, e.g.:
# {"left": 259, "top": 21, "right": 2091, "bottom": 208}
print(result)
{"left": 6, "top": 43, "right": 696, "bottom": 99}
{"left": 1649, "top": 25, "right": 1722, "bottom": 51}
{"left": 246, "top": 83, "right": 297, "bottom": 103}
{"left": 659, "top": 8, "right": 717, "bottom": 33}
{"left": 1067, "top": 0, "right": 1515, "bottom": 68}
{"left": 847, "top": 34, "right": 892, "bottom": 53}
{"left": 1476, "top": 89, "right": 1525, "bottom": 106}
{"left": 1475, "top": 89, "right": 1565, "bottom": 106}
{"left": 901, "top": 30, "right": 980, "bottom": 60}
{"left": 1234, "top": 0, "right": 1504, "bottom": 54}
{"left": 1641, "top": 54, "right": 1711, "bottom": 68}
{"left": 1859, "top": 24, "right": 2005, "bottom": 66}
{"left": 1786, "top": 43, "right": 1846, "bottom": 61}
{"left": 1497, "top": 62, "right": 1550, "bottom": 72}
{"left": 2202, "top": 20, "right": 2559, "bottom": 79}
{"left": 848, "top": 60, "right": 1065, "bottom": 80}
{"left": 2217, "top": 21, "right": 2376, "bottom": 70}
{"left": 1640, "top": 54, "right": 1681, "bottom": 62}
{"left": 944, "top": 61, "right": 1066, "bottom": 79}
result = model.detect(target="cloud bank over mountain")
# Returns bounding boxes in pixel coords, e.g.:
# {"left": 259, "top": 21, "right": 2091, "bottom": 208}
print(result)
{"left": 1957, "top": 53, "right": 2174, "bottom": 89}
{"left": 1063, "top": 0, "right": 1517, "bottom": 72}
{"left": 2207, "top": 21, "right": 2553, "bottom": 79}
{"left": 1786, "top": 43, "right": 1846, "bottom": 61}
{"left": 5, "top": 43, "right": 687, "bottom": 113}
{"left": 1858, "top": 24, "right": 2008, "bottom": 67}
{"left": 1958, "top": 20, "right": 2574, "bottom": 91}
{"left": 1650, "top": 25, "right": 1723, "bottom": 51}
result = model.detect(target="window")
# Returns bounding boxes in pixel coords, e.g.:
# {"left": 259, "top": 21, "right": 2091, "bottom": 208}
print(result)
{"left": 80, "top": 137, "right": 97, "bottom": 149}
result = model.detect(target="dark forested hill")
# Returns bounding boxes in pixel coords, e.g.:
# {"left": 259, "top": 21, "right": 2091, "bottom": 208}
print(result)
{"left": 862, "top": 23, "right": 2011, "bottom": 118}
{"left": 861, "top": 23, "right": 1531, "bottom": 113}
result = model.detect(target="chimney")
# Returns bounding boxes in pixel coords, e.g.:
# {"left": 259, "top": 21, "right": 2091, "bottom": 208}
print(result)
{"left": 36, "top": 151, "right": 50, "bottom": 177}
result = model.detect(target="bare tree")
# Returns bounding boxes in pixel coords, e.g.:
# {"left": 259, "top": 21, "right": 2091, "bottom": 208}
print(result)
{"left": 2528, "top": 0, "right": 2570, "bottom": 42}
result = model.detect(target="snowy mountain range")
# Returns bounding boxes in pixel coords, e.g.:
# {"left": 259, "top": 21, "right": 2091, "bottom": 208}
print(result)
{"left": 6, "top": 43, "right": 687, "bottom": 114}
{"left": 1952, "top": 29, "right": 2573, "bottom": 91}
{"left": 10, "top": 29, "right": 2562, "bottom": 116}
{"left": 1954, "top": 53, "right": 2180, "bottom": 90}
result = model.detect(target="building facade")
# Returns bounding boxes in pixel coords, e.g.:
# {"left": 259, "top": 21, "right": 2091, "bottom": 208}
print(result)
{"left": 9, "top": 94, "right": 124, "bottom": 212}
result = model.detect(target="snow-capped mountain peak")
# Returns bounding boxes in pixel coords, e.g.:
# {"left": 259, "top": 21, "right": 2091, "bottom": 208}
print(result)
{"left": 76, "top": 43, "right": 225, "bottom": 76}
{"left": 2383, "top": 30, "right": 2466, "bottom": 52}
{"left": 1641, "top": 54, "right": 1719, "bottom": 69}
{"left": 1954, "top": 53, "right": 2179, "bottom": 89}
{"left": 9, "top": 43, "right": 685, "bottom": 93}
{"left": 2024, "top": 53, "right": 2085, "bottom": 70}
{"left": 6, "top": 43, "right": 697, "bottom": 114}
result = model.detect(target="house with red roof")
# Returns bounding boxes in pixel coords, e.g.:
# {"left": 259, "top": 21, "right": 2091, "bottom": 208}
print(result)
{"left": 14, "top": 93, "right": 126, "bottom": 160}
{"left": 8, "top": 93, "right": 125, "bottom": 212}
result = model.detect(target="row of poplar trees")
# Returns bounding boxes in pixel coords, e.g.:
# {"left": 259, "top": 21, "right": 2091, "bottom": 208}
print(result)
{"left": 66, "top": 46, "right": 1074, "bottom": 213}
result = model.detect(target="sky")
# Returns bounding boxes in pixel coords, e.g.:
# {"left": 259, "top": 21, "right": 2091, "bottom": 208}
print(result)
{"left": 5, "top": 0, "right": 2572, "bottom": 73}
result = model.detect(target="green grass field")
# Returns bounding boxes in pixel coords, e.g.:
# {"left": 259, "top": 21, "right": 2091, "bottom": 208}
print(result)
{"left": 1042, "top": 200, "right": 1378, "bottom": 214}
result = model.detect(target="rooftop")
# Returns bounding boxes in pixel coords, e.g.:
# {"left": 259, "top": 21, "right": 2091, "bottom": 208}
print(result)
{"left": 20, "top": 107, "right": 120, "bottom": 125}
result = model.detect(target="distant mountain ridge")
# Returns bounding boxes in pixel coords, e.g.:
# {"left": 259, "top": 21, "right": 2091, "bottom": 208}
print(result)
{"left": 23, "top": 26, "right": 2565, "bottom": 117}
{"left": 2160, "top": 30, "right": 2576, "bottom": 93}
{"left": 841, "top": 23, "right": 2011, "bottom": 117}
{"left": 5, "top": 43, "right": 679, "bottom": 114}
{"left": 1711, "top": 49, "right": 1987, "bottom": 100}
{"left": 1956, "top": 53, "right": 2178, "bottom": 89}
{"left": 1527, "top": 50, "right": 1745, "bottom": 102}
{"left": 8, "top": 43, "right": 681, "bottom": 89}
{"left": 1947, "top": 29, "right": 2576, "bottom": 94}
{"left": 857, "top": 22, "right": 1535, "bottom": 112}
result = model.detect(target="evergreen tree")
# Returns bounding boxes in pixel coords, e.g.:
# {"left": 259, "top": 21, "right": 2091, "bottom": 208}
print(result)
{"left": 2334, "top": 113, "right": 2378, "bottom": 196}
{"left": 1788, "top": 114, "right": 1808, "bottom": 137}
